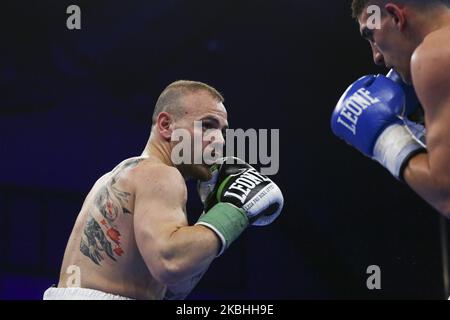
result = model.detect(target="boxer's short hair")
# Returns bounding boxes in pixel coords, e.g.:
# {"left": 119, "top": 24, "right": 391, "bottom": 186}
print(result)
{"left": 152, "top": 80, "right": 224, "bottom": 125}
{"left": 351, "top": 0, "right": 450, "bottom": 19}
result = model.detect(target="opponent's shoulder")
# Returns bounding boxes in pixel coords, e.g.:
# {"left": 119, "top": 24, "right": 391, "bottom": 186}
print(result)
{"left": 411, "top": 27, "right": 450, "bottom": 106}
{"left": 130, "top": 158, "right": 186, "bottom": 201}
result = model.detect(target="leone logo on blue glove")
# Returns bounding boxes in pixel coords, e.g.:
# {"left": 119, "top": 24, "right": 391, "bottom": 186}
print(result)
{"left": 331, "top": 74, "right": 425, "bottom": 180}
{"left": 331, "top": 75, "right": 405, "bottom": 156}
{"left": 334, "top": 86, "right": 381, "bottom": 135}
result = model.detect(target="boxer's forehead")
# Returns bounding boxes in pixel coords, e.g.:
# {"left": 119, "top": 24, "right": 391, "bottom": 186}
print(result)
{"left": 183, "top": 91, "right": 228, "bottom": 124}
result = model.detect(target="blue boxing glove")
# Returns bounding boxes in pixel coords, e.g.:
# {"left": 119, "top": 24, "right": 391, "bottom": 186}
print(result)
{"left": 387, "top": 69, "right": 427, "bottom": 146}
{"left": 331, "top": 74, "right": 426, "bottom": 180}
{"left": 386, "top": 69, "right": 421, "bottom": 118}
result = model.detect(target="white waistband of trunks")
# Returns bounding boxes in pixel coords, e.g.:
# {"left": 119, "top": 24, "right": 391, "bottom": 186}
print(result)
{"left": 43, "top": 287, "right": 134, "bottom": 300}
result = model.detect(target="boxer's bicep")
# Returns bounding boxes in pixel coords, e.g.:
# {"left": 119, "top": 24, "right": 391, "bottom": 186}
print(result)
{"left": 133, "top": 166, "right": 188, "bottom": 283}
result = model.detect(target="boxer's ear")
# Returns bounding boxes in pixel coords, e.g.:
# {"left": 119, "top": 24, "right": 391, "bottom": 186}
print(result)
{"left": 385, "top": 3, "right": 406, "bottom": 31}
{"left": 156, "top": 112, "right": 173, "bottom": 141}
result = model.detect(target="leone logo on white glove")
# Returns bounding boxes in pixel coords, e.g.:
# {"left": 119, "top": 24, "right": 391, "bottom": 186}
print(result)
{"left": 223, "top": 168, "right": 272, "bottom": 204}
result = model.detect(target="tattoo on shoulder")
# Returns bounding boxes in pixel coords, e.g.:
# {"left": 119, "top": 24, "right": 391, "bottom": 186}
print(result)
{"left": 80, "top": 157, "right": 144, "bottom": 265}
{"left": 80, "top": 216, "right": 116, "bottom": 265}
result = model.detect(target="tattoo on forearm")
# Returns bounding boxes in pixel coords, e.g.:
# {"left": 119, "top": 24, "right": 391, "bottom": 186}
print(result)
{"left": 80, "top": 157, "right": 143, "bottom": 265}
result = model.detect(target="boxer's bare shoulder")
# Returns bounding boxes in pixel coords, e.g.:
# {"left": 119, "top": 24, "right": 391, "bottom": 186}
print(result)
{"left": 130, "top": 157, "right": 187, "bottom": 197}
{"left": 130, "top": 158, "right": 188, "bottom": 214}
{"left": 411, "top": 26, "right": 450, "bottom": 113}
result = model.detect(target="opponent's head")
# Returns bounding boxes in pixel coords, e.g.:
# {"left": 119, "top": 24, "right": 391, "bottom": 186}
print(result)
{"left": 151, "top": 80, "right": 227, "bottom": 181}
{"left": 352, "top": 0, "right": 450, "bottom": 83}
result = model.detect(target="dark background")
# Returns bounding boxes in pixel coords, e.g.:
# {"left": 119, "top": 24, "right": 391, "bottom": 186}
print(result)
{"left": 0, "top": 0, "right": 447, "bottom": 299}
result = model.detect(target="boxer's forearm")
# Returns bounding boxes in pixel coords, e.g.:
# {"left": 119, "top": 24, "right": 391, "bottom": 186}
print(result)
{"left": 404, "top": 153, "right": 450, "bottom": 217}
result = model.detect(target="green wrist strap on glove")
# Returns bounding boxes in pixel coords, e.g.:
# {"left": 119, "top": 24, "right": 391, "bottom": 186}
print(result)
{"left": 196, "top": 202, "right": 249, "bottom": 256}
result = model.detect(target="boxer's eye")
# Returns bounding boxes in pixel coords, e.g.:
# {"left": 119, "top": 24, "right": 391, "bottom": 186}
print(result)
{"left": 202, "top": 121, "right": 215, "bottom": 130}
{"left": 361, "top": 27, "right": 374, "bottom": 42}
